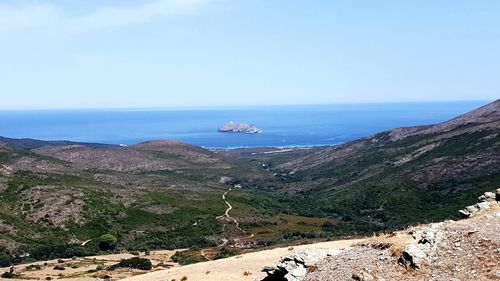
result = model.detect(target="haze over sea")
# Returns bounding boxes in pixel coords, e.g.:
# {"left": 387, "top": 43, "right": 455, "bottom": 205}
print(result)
{"left": 0, "top": 101, "right": 489, "bottom": 148}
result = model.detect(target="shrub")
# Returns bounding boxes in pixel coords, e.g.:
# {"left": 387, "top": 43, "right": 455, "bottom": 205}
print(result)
{"left": 53, "top": 265, "right": 65, "bottom": 271}
{"left": 0, "top": 254, "right": 12, "bottom": 267}
{"left": 98, "top": 234, "right": 118, "bottom": 251}
{"left": 214, "top": 248, "right": 236, "bottom": 260}
{"left": 1, "top": 272, "right": 15, "bottom": 278}
{"left": 171, "top": 251, "right": 206, "bottom": 265}
{"left": 29, "top": 244, "right": 96, "bottom": 261}
{"left": 109, "top": 257, "right": 152, "bottom": 271}
{"left": 26, "top": 264, "right": 42, "bottom": 271}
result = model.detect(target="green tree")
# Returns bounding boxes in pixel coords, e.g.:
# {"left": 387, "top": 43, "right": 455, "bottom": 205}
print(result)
{"left": 98, "top": 234, "right": 118, "bottom": 251}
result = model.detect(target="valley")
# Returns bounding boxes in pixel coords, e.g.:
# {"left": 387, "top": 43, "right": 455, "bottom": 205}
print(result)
{"left": 0, "top": 100, "right": 498, "bottom": 280}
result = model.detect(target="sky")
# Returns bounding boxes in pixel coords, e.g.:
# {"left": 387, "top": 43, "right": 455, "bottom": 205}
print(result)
{"left": 0, "top": 0, "right": 499, "bottom": 109}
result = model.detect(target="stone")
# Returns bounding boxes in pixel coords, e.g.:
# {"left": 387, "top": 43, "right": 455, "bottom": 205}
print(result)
{"left": 478, "top": 192, "right": 496, "bottom": 202}
{"left": 352, "top": 271, "right": 374, "bottom": 281}
{"left": 476, "top": 202, "right": 491, "bottom": 210}
{"left": 465, "top": 205, "right": 479, "bottom": 214}
{"left": 400, "top": 244, "right": 428, "bottom": 269}
{"left": 459, "top": 209, "right": 471, "bottom": 218}
{"left": 260, "top": 248, "right": 345, "bottom": 281}
{"left": 460, "top": 204, "right": 481, "bottom": 218}
{"left": 496, "top": 188, "right": 500, "bottom": 201}
{"left": 399, "top": 223, "right": 443, "bottom": 269}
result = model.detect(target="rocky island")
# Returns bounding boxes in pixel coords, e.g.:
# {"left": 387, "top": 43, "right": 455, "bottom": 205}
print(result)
{"left": 218, "top": 121, "right": 262, "bottom": 134}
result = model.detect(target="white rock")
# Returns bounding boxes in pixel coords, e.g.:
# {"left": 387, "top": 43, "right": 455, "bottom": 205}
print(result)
{"left": 476, "top": 202, "right": 491, "bottom": 210}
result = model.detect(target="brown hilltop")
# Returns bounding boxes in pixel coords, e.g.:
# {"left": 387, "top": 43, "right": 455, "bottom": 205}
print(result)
{"left": 389, "top": 99, "right": 500, "bottom": 140}
{"left": 275, "top": 99, "right": 500, "bottom": 182}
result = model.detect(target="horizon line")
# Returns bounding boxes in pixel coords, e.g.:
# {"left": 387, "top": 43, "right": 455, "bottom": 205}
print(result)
{"left": 0, "top": 99, "right": 493, "bottom": 111}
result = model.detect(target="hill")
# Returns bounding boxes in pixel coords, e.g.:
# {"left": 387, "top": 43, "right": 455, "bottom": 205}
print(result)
{"left": 0, "top": 100, "right": 498, "bottom": 275}
{"left": 0, "top": 138, "right": 278, "bottom": 267}
{"left": 236, "top": 99, "right": 500, "bottom": 234}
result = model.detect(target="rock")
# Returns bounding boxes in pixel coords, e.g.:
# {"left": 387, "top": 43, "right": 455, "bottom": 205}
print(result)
{"left": 261, "top": 248, "right": 344, "bottom": 281}
{"left": 399, "top": 223, "right": 444, "bottom": 269}
{"left": 476, "top": 202, "right": 491, "bottom": 210}
{"left": 219, "top": 176, "right": 232, "bottom": 184}
{"left": 218, "top": 121, "right": 262, "bottom": 134}
{"left": 459, "top": 192, "right": 495, "bottom": 218}
{"left": 478, "top": 192, "right": 496, "bottom": 202}
{"left": 496, "top": 188, "right": 500, "bottom": 201}
{"left": 352, "top": 271, "right": 374, "bottom": 281}
{"left": 400, "top": 244, "right": 428, "bottom": 269}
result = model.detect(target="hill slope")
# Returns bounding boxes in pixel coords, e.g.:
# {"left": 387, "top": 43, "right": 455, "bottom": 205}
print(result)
{"left": 0, "top": 139, "right": 277, "bottom": 265}
{"left": 241, "top": 99, "right": 500, "bottom": 233}
{"left": 0, "top": 100, "right": 498, "bottom": 270}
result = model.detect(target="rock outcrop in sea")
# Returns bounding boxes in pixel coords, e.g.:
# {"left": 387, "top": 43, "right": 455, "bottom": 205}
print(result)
{"left": 218, "top": 121, "right": 262, "bottom": 134}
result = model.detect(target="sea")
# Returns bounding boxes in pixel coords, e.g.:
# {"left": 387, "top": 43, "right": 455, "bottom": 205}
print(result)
{"left": 0, "top": 101, "right": 490, "bottom": 149}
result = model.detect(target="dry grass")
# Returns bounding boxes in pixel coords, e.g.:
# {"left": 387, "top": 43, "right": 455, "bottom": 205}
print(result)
{"left": 353, "top": 230, "right": 414, "bottom": 258}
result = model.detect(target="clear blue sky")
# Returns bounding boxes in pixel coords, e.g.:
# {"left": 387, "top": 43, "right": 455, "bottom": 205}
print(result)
{"left": 0, "top": 0, "right": 498, "bottom": 109}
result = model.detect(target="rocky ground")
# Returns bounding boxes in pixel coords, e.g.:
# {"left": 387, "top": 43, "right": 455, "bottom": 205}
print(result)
{"left": 263, "top": 189, "right": 500, "bottom": 281}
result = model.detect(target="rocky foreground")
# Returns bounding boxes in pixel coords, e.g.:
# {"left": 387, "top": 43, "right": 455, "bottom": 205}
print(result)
{"left": 261, "top": 189, "right": 500, "bottom": 281}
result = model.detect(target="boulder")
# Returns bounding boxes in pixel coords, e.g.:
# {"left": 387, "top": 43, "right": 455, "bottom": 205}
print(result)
{"left": 478, "top": 192, "right": 496, "bottom": 202}
{"left": 399, "top": 223, "right": 444, "bottom": 269}
{"left": 261, "top": 248, "right": 344, "bottom": 281}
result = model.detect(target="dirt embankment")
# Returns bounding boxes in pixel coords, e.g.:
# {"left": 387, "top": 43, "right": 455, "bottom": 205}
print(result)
{"left": 121, "top": 239, "right": 361, "bottom": 281}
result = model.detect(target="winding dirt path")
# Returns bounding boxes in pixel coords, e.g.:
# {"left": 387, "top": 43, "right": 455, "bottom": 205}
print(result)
{"left": 216, "top": 188, "right": 244, "bottom": 232}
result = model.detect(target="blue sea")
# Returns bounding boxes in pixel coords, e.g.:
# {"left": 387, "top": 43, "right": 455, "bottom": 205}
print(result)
{"left": 0, "top": 101, "right": 489, "bottom": 148}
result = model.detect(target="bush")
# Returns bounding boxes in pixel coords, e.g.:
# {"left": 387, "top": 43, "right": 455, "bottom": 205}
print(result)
{"left": 214, "top": 248, "right": 236, "bottom": 260}
{"left": 29, "top": 244, "right": 97, "bottom": 261}
{"left": 98, "top": 234, "right": 118, "bottom": 251}
{"left": 171, "top": 251, "right": 206, "bottom": 266}
{"left": 53, "top": 265, "right": 65, "bottom": 271}
{"left": 109, "top": 257, "right": 152, "bottom": 271}
{"left": 26, "top": 264, "right": 42, "bottom": 271}
{"left": 1, "top": 272, "right": 15, "bottom": 278}
{"left": 0, "top": 254, "right": 12, "bottom": 267}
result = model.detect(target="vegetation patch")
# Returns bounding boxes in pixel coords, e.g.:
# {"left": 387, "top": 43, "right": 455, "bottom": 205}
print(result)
{"left": 171, "top": 250, "right": 208, "bottom": 265}
{"left": 109, "top": 257, "right": 152, "bottom": 271}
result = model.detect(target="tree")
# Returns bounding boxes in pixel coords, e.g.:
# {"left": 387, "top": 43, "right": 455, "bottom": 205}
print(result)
{"left": 98, "top": 234, "right": 118, "bottom": 251}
